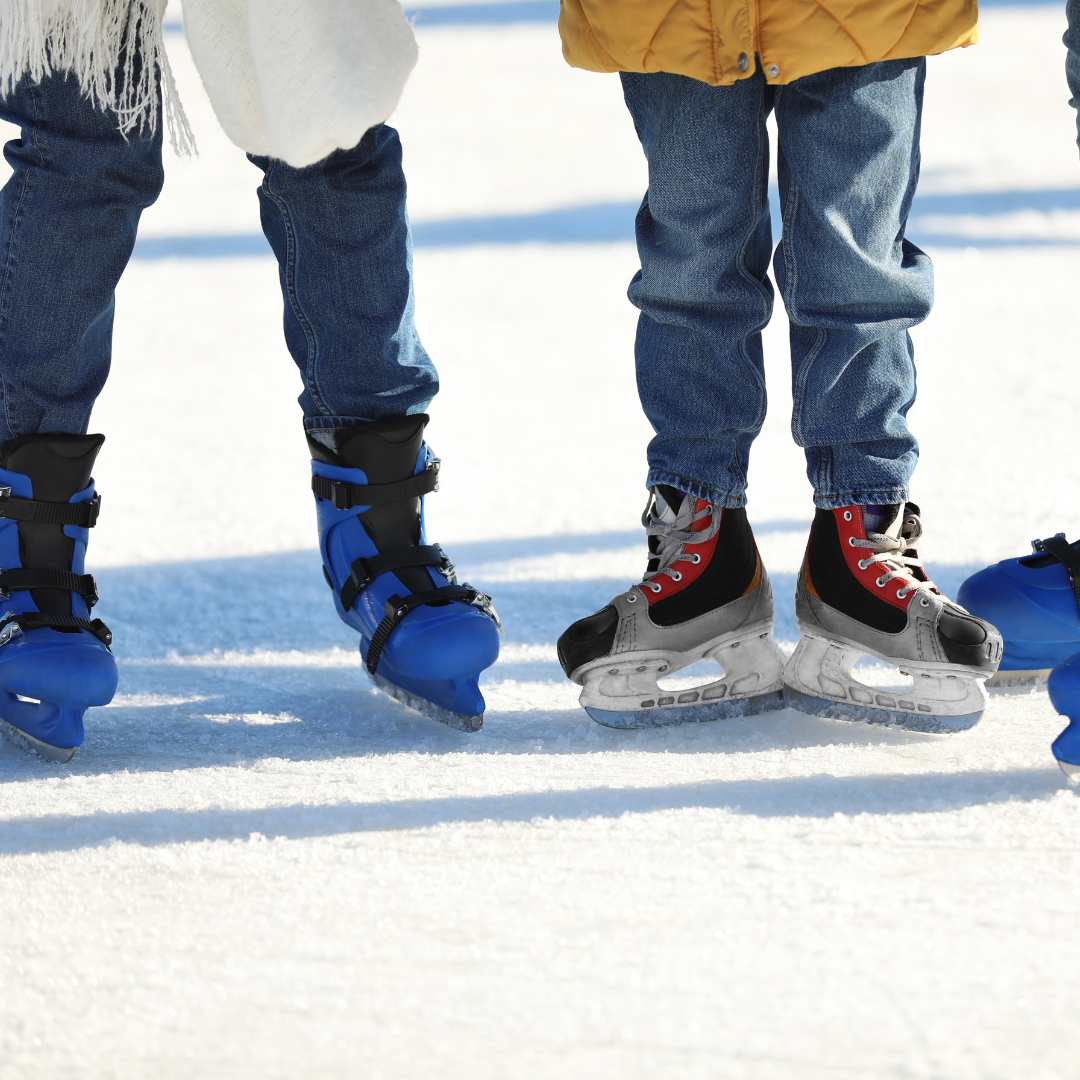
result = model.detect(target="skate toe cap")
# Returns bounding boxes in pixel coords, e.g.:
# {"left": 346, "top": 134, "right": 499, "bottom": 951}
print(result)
{"left": 0, "top": 630, "right": 118, "bottom": 706}
{"left": 557, "top": 605, "right": 619, "bottom": 678}
{"left": 937, "top": 606, "right": 1002, "bottom": 672}
{"left": 383, "top": 604, "right": 500, "bottom": 681}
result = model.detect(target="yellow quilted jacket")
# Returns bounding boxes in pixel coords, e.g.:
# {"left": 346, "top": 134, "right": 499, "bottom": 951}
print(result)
{"left": 559, "top": 1, "right": 978, "bottom": 86}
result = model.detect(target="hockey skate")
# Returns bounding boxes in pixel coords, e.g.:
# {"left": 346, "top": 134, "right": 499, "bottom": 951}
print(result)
{"left": 784, "top": 504, "right": 1002, "bottom": 732}
{"left": 310, "top": 416, "right": 500, "bottom": 732}
{"left": 557, "top": 487, "right": 785, "bottom": 729}
{"left": 958, "top": 534, "right": 1080, "bottom": 688}
{"left": 0, "top": 435, "right": 117, "bottom": 761}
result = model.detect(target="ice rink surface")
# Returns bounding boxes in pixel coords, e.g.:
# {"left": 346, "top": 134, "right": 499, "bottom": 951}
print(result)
{"left": 2, "top": 3, "right": 1080, "bottom": 1077}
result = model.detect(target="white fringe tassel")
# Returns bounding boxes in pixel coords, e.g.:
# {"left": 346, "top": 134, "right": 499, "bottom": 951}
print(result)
{"left": 0, "top": 0, "right": 195, "bottom": 153}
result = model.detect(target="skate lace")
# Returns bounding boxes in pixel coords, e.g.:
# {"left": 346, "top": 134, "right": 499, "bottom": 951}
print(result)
{"left": 850, "top": 508, "right": 938, "bottom": 602}
{"left": 631, "top": 493, "right": 721, "bottom": 597}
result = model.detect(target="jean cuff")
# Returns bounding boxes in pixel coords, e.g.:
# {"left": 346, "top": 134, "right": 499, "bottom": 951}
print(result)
{"left": 813, "top": 487, "right": 910, "bottom": 510}
{"left": 303, "top": 411, "right": 436, "bottom": 432}
{"left": 646, "top": 468, "right": 747, "bottom": 509}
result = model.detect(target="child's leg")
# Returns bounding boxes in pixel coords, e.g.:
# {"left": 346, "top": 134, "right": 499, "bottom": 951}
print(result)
{"left": 0, "top": 73, "right": 164, "bottom": 440}
{"left": 249, "top": 125, "right": 438, "bottom": 429}
{"left": 620, "top": 72, "right": 774, "bottom": 508}
{"left": 773, "top": 58, "right": 931, "bottom": 509}
{"left": 250, "top": 133, "right": 499, "bottom": 730}
{"left": 775, "top": 60, "right": 1002, "bottom": 732}
{"left": 556, "top": 73, "right": 787, "bottom": 730}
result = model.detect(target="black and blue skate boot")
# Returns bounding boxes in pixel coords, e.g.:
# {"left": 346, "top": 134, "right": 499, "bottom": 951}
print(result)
{"left": 0, "top": 434, "right": 116, "bottom": 761}
{"left": 309, "top": 416, "right": 500, "bottom": 731}
{"left": 959, "top": 533, "right": 1080, "bottom": 687}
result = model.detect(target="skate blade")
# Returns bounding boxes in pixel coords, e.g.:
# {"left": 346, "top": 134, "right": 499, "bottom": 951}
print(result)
{"left": 0, "top": 718, "right": 77, "bottom": 762}
{"left": 988, "top": 668, "right": 1052, "bottom": 691}
{"left": 586, "top": 689, "right": 786, "bottom": 730}
{"left": 369, "top": 672, "right": 483, "bottom": 733}
{"left": 783, "top": 686, "right": 981, "bottom": 734}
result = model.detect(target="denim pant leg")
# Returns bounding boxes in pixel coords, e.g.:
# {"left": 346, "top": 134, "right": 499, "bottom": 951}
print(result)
{"left": 0, "top": 74, "right": 164, "bottom": 441}
{"left": 773, "top": 59, "right": 932, "bottom": 509}
{"left": 1067, "top": 0, "right": 1080, "bottom": 151}
{"left": 250, "top": 125, "right": 438, "bottom": 430}
{"left": 621, "top": 72, "right": 774, "bottom": 508}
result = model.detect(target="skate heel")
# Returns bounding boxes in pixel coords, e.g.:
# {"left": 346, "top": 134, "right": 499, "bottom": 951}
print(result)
{"left": 783, "top": 632, "right": 988, "bottom": 733}
{"left": 580, "top": 624, "right": 786, "bottom": 729}
{"left": 1048, "top": 655, "right": 1080, "bottom": 785}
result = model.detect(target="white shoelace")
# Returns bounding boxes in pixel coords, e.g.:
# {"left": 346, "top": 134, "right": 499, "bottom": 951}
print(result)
{"left": 629, "top": 491, "right": 721, "bottom": 598}
{"left": 849, "top": 507, "right": 938, "bottom": 603}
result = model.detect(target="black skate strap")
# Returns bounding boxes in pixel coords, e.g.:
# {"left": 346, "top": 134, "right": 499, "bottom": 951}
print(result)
{"left": 0, "top": 611, "right": 112, "bottom": 649}
{"left": 1033, "top": 534, "right": 1080, "bottom": 608}
{"left": 339, "top": 545, "right": 452, "bottom": 612}
{"left": 0, "top": 489, "right": 100, "bottom": 528}
{"left": 312, "top": 463, "right": 439, "bottom": 511}
{"left": 0, "top": 569, "right": 99, "bottom": 607}
{"left": 365, "top": 585, "right": 499, "bottom": 675}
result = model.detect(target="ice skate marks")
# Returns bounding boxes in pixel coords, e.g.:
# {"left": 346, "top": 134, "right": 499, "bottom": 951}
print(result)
{"left": 579, "top": 623, "right": 786, "bottom": 729}
{"left": 783, "top": 632, "right": 988, "bottom": 733}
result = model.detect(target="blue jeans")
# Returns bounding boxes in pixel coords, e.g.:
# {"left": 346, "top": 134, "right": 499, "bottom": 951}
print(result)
{"left": 1067, "top": 0, "right": 1080, "bottom": 149}
{"left": 0, "top": 71, "right": 437, "bottom": 441}
{"left": 621, "top": 60, "right": 931, "bottom": 509}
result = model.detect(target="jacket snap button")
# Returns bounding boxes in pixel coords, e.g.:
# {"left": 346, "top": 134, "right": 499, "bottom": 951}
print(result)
{"left": 767, "top": 63, "right": 780, "bottom": 78}
{"left": 737, "top": 52, "right": 750, "bottom": 73}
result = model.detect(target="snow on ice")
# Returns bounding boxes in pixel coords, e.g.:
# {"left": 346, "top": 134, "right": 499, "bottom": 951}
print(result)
{"left": 2, "top": 3, "right": 1080, "bottom": 1078}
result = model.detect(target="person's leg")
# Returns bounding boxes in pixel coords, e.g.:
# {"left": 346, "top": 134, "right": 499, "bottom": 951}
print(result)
{"left": 0, "top": 71, "right": 162, "bottom": 758}
{"left": 555, "top": 73, "right": 788, "bottom": 730}
{"left": 775, "top": 61, "right": 1002, "bottom": 732}
{"left": 1066, "top": 0, "right": 1080, "bottom": 152}
{"left": 250, "top": 129, "right": 498, "bottom": 729}
{"left": 249, "top": 124, "right": 437, "bottom": 429}
{"left": 0, "top": 72, "right": 164, "bottom": 440}
{"left": 621, "top": 71, "right": 774, "bottom": 508}
{"left": 774, "top": 58, "right": 931, "bottom": 509}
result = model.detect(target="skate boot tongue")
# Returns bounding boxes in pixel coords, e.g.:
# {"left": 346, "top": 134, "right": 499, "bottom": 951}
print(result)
{"left": 653, "top": 485, "right": 685, "bottom": 525}
{"left": 862, "top": 503, "right": 904, "bottom": 540}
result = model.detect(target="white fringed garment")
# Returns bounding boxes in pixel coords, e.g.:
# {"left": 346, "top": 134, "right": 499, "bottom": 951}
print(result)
{"left": 0, "top": 0, "right": 419, "bottom": 167}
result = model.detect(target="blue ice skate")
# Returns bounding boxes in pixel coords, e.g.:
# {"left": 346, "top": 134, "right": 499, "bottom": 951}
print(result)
{"left": 0, "top": 435, "right": 116, "bottom": 761}
{"left": 309, "top": 417, "right": 500, "bottom": 731}
{"left": 1049, "top": 654, "right": 1080, "bottom": 785}
{"left": 959, "top": 534, "right": 1080, "bottom": 687}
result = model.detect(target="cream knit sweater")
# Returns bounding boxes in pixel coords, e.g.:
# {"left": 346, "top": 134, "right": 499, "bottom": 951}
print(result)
{"left": 0, "top": 0, "right": 418, "bottom": 167}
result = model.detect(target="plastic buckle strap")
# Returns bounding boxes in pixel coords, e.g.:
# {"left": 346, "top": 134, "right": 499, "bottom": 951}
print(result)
{"left": 0, "top": 611, "right": 112, "bottom": 650}
{"left": 0, "top": 487, "right": 101, "bottom": 528}
{"left": 313, "top": 460, "right": 441, "bottom": 512}
{"left": 339, "top": 544, "right": 451, "bottom": 612}
{"left": 0, "top": 569, "right": 99, "bottom": 608}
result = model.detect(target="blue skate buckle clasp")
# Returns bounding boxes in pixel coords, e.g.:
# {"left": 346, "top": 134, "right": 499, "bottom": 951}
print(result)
{"left": 426, "top": 456, "right": 441, "bottom": 492}
{"left": 470, "top": 590, "right": 501, "bottom": 629}
{"left": 0, "top": 613, "right": 24, "bottom": 648}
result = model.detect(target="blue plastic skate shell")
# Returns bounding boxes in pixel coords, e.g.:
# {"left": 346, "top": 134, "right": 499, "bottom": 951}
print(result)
{"left": 313, "top": 449, "right": 499, "bottom": 730}
{"left": 0, "top": 467, "right": 117, "bottom": 761}
{"left": 959, "top": 544, "right": 1080, "bottom": 679}
{"left": 1049, "top": 654, "right": 1080, "bottom": 785}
